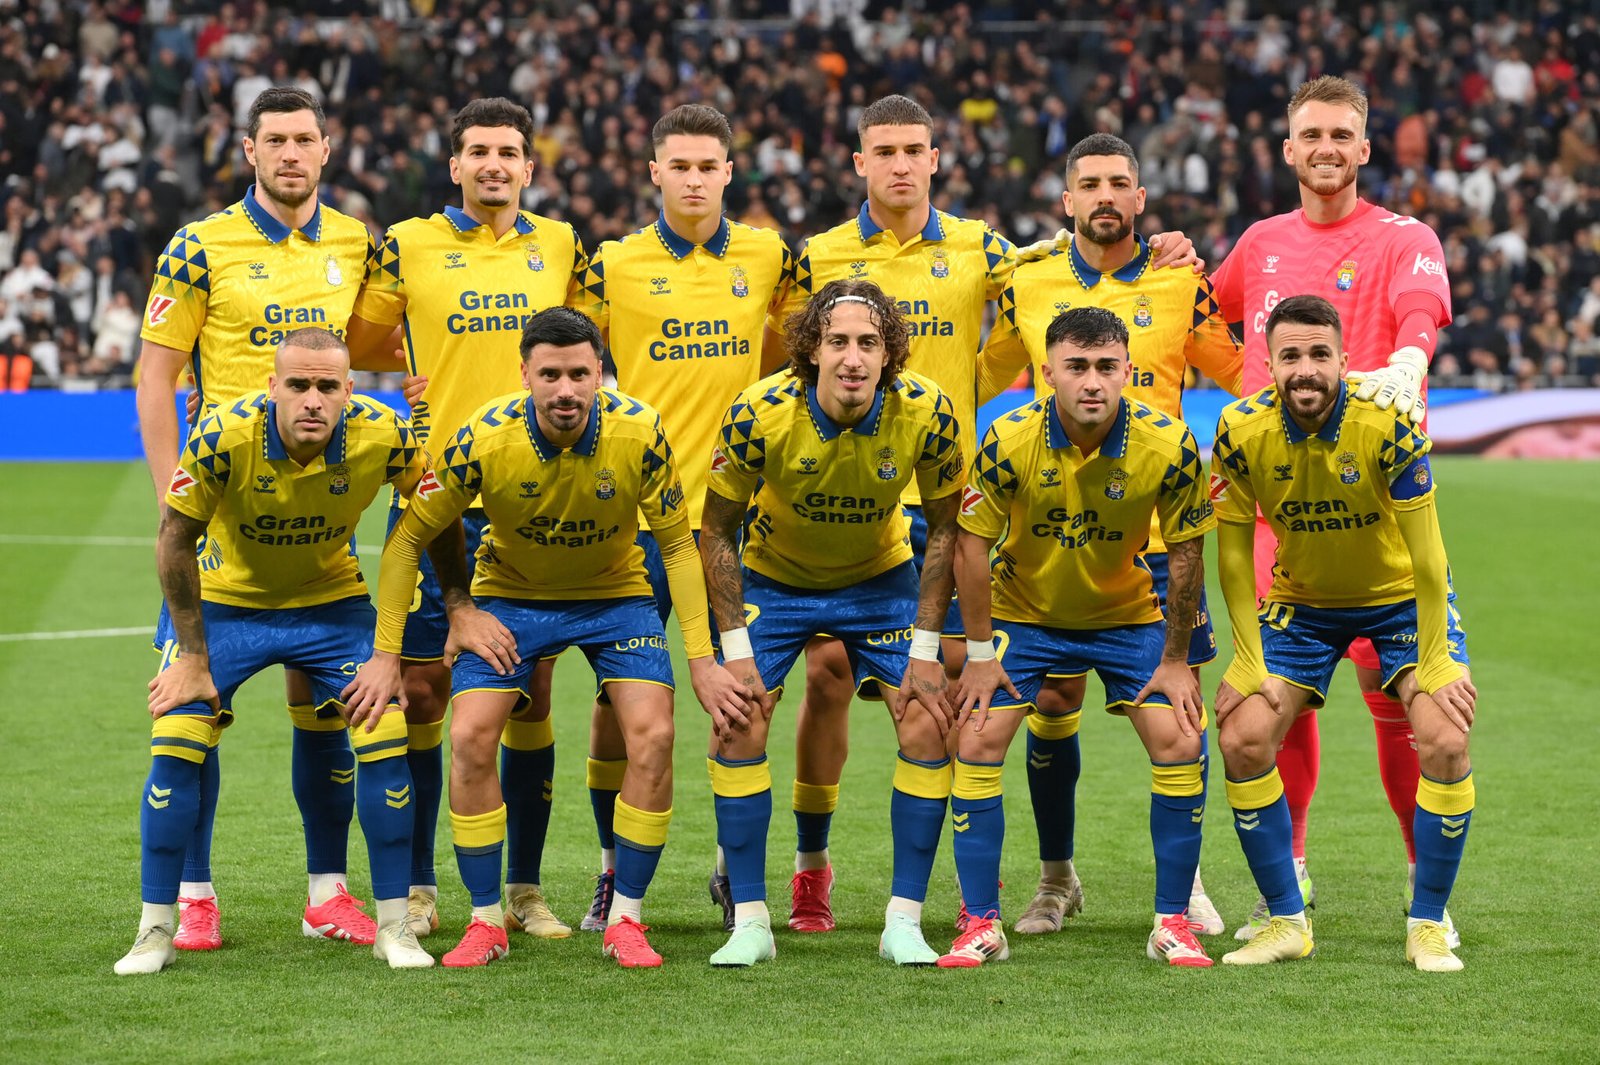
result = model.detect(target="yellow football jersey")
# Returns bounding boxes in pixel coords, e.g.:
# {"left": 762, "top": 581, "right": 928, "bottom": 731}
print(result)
{"left": 975, "top": 236, "right": 1241, "bottom": 554}
{"left": 141, "top": 187, "right": 374, "bottom": 406}
{"left": 707, "top": 370, "right": 964, "bottom": 590}
{"left": 165, "top": 392, "right": 426, "bottom": 610}
{"left": 351, "top": 206, "right": 585, "bottom": 452}
{"left": 960, "top": 395, "right": 1214, "bottom": 629}
{"left": 575, "top": 215, "right": 792, "bottom": 529}
{"left": 767, "top": 204, "right": 1014, "bottom": 505}
{"left": 389, "top": 387, "right": 690, "bottom": 611}
{"left": 1210, "top": 383, "right": 1436, "bottom": 608}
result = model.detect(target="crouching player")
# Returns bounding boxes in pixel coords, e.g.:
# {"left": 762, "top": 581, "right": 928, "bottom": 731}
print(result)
{"left": 1210, "top": 295, "right": 1475, "bottom": 971}
{"left": 343, "top": 307, "right": 753, "bottom": 969}
{"left": 116, "top": 329, "right": 436, "bottom": 974}
{"left": 948, "top": 307, "right": 1217, "bottom": 968}
{"left": 698, "top": 279, "right": 965, "bottom": 968}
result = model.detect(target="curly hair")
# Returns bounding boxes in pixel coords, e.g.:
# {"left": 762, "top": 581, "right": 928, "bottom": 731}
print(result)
{"left": 784, "top": 279, "right": 911, "bottom": 390}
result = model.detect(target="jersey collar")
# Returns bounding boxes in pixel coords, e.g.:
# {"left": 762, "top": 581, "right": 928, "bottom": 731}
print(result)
{"left": 264, "top": 399, "right": 348, "bottom": 464}
{"left": 1045, "top": 395, "right": 1130, "bottom": 458}
{"left": 1280, "top": 381, "right": 1351, "bottom": 444}
{"left": 443, "top": 205, "right": 537, "bottom": 237}
{"left": 653, "top": 213, "right": 732, "bottom": 260}
{"left": 854, "top": 201, "right": 945, "bottom": 243}
{"left": 805, "top": 381, "right": 886, "bottom": 441}
{"left": 1067, "top": 235, "right": 1149, "bottom": 289}
{"left": 524, "top": 394, "right": 601, "bottom": 460}
{"left": 241, "top": 185, "right": 324, "bottom": 244}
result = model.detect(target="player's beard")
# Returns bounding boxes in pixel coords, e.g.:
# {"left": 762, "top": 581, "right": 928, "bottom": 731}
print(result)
{"left": 1294, "top": 157, "right": 1357, "bottom": 198}
{"left": 1284, "top": 376, "right": 1336, "bottom": 421}
{"left": 541, "top": 399, "right": 588, "bottom": 435}
{"left": 258, "top": 170, "right": 319, "bottom": 210}
{"left": 1076, "top": 209, "right": 1132, "bottom": 246}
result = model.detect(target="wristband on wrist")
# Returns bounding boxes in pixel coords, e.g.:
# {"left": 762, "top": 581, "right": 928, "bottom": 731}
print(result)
{"left": 908, "top": 627, "right": 942, "bottom": 662}
{"left": 720, "top": 626, "right": 754, "bottom": 661}
{"left": 965, "top": 638, "right": 997, "bottom": 662}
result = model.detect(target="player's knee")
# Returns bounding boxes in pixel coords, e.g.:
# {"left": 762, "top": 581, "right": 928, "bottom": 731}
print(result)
{"left": 1417, "top": 716, "right": 1470, "bottom": 769}
{"left": 448, "top": 717, "right": 502, "bottom": 776}
{"left": 895, "top": 708, "right": 946, "bottom": 762}
{"left": 624, "top": 710, "right": 675, "bottom": 765}
{"left": 1217, "top": 721, "right": 1272, "bottom": 773}
{"left": 1145, "top": 727, "right": 1201, "bottom": 766}
{"left": 1036, "top": 676, "right": 1085, "bottom": 715}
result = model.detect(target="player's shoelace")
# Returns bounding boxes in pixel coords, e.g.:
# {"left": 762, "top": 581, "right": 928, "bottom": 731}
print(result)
{"left": 1155, "top": 913, "right": 1211, "bottom": 962}
{"left": 1411, "top": 921, "right": 1452, "bottom": 957}
{"left": 586, "top": 871, "right": 615, "bottom": 924}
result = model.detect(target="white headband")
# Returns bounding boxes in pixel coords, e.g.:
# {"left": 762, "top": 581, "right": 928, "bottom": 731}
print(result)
{"left": 824, "top": 294, "right": 875, "bottom": 310}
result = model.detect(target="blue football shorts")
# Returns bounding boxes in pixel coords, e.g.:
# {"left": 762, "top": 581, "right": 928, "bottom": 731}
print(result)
{"left": 1259, "top": 596, "right": 1471, "bottom": 705}
{"left": 983, "top": 617, "right": 1174, "bottom": 713}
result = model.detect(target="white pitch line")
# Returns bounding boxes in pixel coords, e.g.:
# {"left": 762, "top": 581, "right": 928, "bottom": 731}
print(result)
{"left": 0, "top": 625, "right": 156, "bottom": 643}
{"left": 0, "top": 533, "right": 382, "bottom": 555}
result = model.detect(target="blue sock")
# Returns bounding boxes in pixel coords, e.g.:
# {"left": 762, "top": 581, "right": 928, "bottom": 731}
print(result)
{"left": 951, "top": 800, "right": 1004, "bottom": 919}
{"left": 405, "top": 739, "right": 443, "bottom": 887}
{"left": 795, "top": 811, "right": 831, "bottom": 853}
{"left": 503, "top": 742, "right": 556, "bottom": 885}
{"left": 1411, "top": 772, "right": 1475, "bottom": 922}
{"left": 712, "top": 754, "right": 772, "bottom": 904}
{"left": 141, "top": 755, "right": 203, "bottom": 905}
{"left": 890, "top": 753, "right": 950, "bottom": 902}
{"left": 181, "top": 744, "right": 219, "bottom": 884}
{"left": 1227, "top": 768, "right": 1301, "bottom": 915}
{"left": 1026, "top": 718, "right": 1080, "bottom": 861}
{"left": 354, "top": 754, "right": 414, "bottom": 900}
{"left": 1151, "top": 752, "right": 1206, "bottom": 913}
{"left": 451, "top": 806, "right": 506, "bottom": 908}
{"left": 292, "top": 727, "right": 355, "bottom": 876}
{"left": 613, "top": 801, "right": 671, "bottom": 900}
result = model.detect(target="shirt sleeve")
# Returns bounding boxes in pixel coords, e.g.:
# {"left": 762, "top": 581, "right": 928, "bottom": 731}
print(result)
{"left": 976, "top": 282, "right": 1031, "bottom": 404}
{"left": 351, "top": 228, "right": 405, "bottom": 328}
{"left": 1387, "top": 220, "right": 1453, "bottom": 329}
{"left": 637, "top": 414, "right": 713, "bottom": 659}
{"left": 982, "top": 224, "right": 1016, "bottom": 302}
{"left": 1186, "top": 275, "right": 1244, "bottom": 395}
{"left": 913, "top": 389, "right": 965, "bottom": 501}
{"left": 705, "top": 396, "right": 764, "bottom": 504}
{"left": 956, "top": 424, "right": 1016, "bottom": 540}
{"left": 764, "top": 236, "right": 811, "bottom": 336}
{"left": 1156, "top": 426, "right": 1216, "bottom": 543}
{"left": 164, "top": 410, "right": 229, "bottom": 522}
{"left": 384, "top": 415, "right": 429, "bottom": 497}
{"left": 564, "top": 227, "right": 591, "bottom": 311}
{"left": 1378, "top": 415, "right": 1436, "bottom": 511}
{"left": 141, "top": 224, "right": 210, "bottom": 350}
{"left": 573, "top": 241, "right": 608, "bottom": 335}
{"left": 1209, "top": 232, "right": 1245, "bottom": 324}
{"left": 1209, "top": 416, "right": 1258, "bottom": 524}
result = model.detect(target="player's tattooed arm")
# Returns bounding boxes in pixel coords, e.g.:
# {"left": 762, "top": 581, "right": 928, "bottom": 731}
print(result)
{"left": 150, "top": 505, "right": 221, "bottom": 717}
{"left": 1136, "top": 535, "right": 1205, "bottom": 732}
{"left": 914, "top": 489, "right": 961, "bottom": 632}
{"left": 699, "top": 489, "right": 750, "bottom": 634}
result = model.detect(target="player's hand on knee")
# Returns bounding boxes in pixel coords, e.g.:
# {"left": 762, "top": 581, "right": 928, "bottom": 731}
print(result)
{"left": 1138, "top": 658, "right": 1203, "bottom": 736}
{"left": 956, "top": 658, "right": 1018, "bottom": 734}
{"left": 401, "top": 373, "right": 429, "bottom": 409}
{"left": 1214, "top": 678, "right": 1245, "bottom": 724}
{"left": 1148, "top": 230, "right": 1204, "bottom": 273}
{"left": 341, "top": 650, "right": 405, "bottom": 731}
{"left": 148, "top": 656, "right": 219, "bottom": 719}
{"left": 1431, "top": 676, "right": 1477, "bottom": 733}
{"left": 897, "top": 658, "right": 956, "bottom": 738}
{"left": 446, "top": 606, "right": 519, "bottom": 675}
{"left": 688, "top": 655, "right": 759, "bottom": 740}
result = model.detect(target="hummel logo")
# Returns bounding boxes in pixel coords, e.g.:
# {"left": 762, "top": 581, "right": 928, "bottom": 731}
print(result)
{"left": 519, "top": 480, "right": 541, "bottom": 498}
{"left": 444, "top": 252, "right": 465, "bottom": 269}
{"left": 798, "top": 456, "right": 819, "bottom": 475}
{"left": 1263, "top": 255, "right": 1280, "bottom": 274}
{"left": 254, "top": 474, "right": 276, "bottom": 493}
{"left": 1273, "top": 464, "right": 1294, "bottom": 482}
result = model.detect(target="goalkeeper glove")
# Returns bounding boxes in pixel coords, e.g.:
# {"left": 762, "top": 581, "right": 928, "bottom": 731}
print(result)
{"left": 1015, "top": 227, "right": 1070, "bottom": 264}
{"left": 1349, "top": 345, "right": 1428, "bottom": 422}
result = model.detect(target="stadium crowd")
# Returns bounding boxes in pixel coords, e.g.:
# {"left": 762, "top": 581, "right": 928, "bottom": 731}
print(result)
{"left": 2, "top": 1, "right": 1599, "bottom": 389}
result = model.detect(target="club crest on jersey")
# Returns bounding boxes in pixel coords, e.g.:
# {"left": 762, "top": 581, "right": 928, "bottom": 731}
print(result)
{"left": 1104, "top": 467, "right": 1128, "bottom": 500}
{"left": 1336, "top": 260, "right": 1357, "bottom": 291}
{"left": 730, "top": 265, "right": 750, "bottom": 298}
{"left": 875, "top": 447, "right": 898, "bottom": 481}
{"left": 1132, "top": 294, "right": 1154, "bottom": 328}
{"left": 930, "top": 249, "right": 949, "bottom": 279}
{"left": 960, "top": 485, "right": 984, "bottom": 516}
{"left": 325, "top": 255, "right": 342, "bottom": 286}
{"left": 1040, "top": 466, "right": 1061, "bottom": 488}
{"left": 146, "top": 294, "right": 176, "bottom": 327}
{"left": 1337, "top": 451, "right": 1360, "bottom": 485}
{"left": 168, "top": 467, "right": 197, "bottom": 497}
{"left": 1412, "top": 462, "right": 1431, "bottom": 489}
{"left": 328, "top": 465, "right": 350, "bottom": 495}
{"left": 525, "top": 242, "right": 545, "bottom": 272}
{"left": 595, "top": 467, "right": 617, "bottom": 500}
{"left": 798, "top": 456, "right": 819, "bottom": 475}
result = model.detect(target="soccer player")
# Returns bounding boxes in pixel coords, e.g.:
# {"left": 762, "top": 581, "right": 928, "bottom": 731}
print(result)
{"left": 342, "top": 307, "right": 752, "bottom": 969}
{"left": 1209, "top": 76, "right": 1456, "bottom": 940}
{"left": 346, "top": 97, "right": 587, "bottom": 943}
{"left": 974, "top": 133, "right": 1240, "bottom": 937}
{"left": 699, "top": 279, "right": 965, "bottom": 967}
{"left": 764, "top": 96, "right": 1198, "bottom": 931}
{"left": 572, "top": 103, "right": 792, "bottom": 933}
{"left": 949, "top": 307, "right": 1215, "bottom": 968}
{"left": 115, "top": 329, "right": 434, "bottom": 975}
{"left": 134, "top": 87, "right": 382, "bottom": 951}
{"left": 1209, "top": 295, "right": 1474, "bottom": 972}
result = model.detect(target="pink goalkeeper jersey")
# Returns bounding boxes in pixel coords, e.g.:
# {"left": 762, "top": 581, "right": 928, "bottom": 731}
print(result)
{"left": 1211, "top": 199, "right": 1452, "bottom": 394}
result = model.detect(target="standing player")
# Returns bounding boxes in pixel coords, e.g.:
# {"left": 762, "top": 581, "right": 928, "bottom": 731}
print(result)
{"left": 974, "top": 133, "right": 1239, "bottom": 937}
{"left": 346, "top": 97, "right": 587, "bottom": 943}
{"left": 343, "top": 308, "right": 753, "bottom": 969}
{"left": 1209, "top": 76, "right": 1456, "bottom": 940}
{"left": 950, "top": 307, "right": 1215, "bottom": 968}
{"left": 699, "top": 280, "right": 964, "bottom": 967}
{"left": 572, "top": 103, "right": 792, "bottom": 933}
{"left": 134, "top": 87, "right": 382, "bottom": 951}
{"left": 115, "top": 330, "right": 433, "bottom": 974}
{"left": 1209, "top": 296, "right": 1475, "bottom": 972}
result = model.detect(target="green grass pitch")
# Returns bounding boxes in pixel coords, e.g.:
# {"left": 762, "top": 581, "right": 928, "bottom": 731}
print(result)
{"left": 0, "top": 458, "right": 1592, "bottom": 1063}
